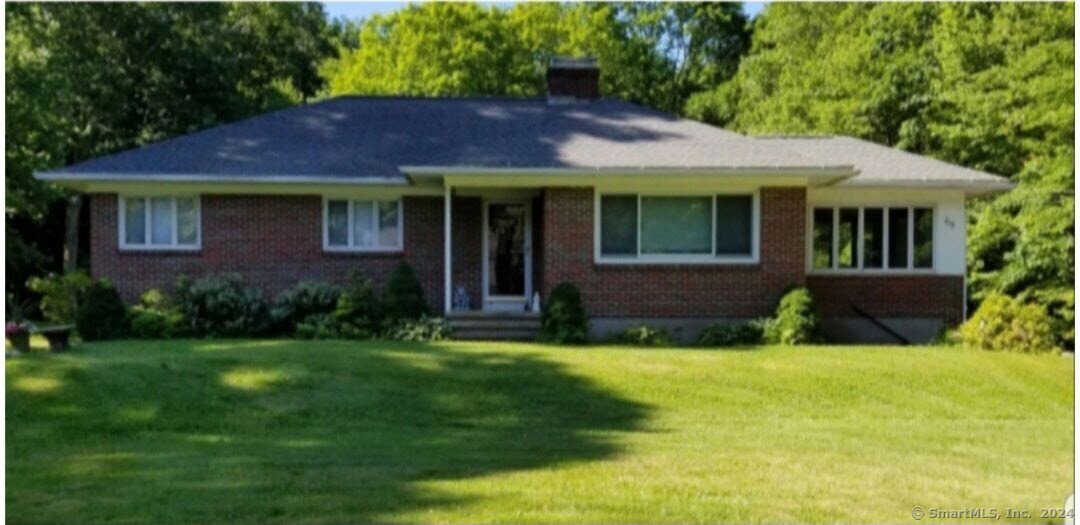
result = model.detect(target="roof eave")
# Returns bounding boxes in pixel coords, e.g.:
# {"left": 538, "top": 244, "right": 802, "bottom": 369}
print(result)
{"left": 401, "top": 165, "right": 858, "bottom": 187}
{"left": 835, "top": 179, "right": 1016, "bottom": 196}
{"left": 34, "top": 171, "right": 411, "bottom": 188}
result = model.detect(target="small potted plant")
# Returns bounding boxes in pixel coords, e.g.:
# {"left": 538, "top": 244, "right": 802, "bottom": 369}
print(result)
{"left": 6, "top": 322, "right": 31, "bottom": 353}
{"left": 6, "top": 296, "right": 34, "bottom": 353}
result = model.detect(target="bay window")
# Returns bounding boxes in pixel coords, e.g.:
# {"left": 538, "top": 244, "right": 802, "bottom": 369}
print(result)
{"left": 119, "top": 195, "right": 200, "bottom": 250}
{"left": 324, "top": 198, "right": 402, "bottom": 251}
{"left": 811, "top": 205, "right": 933, "bottom": 272}
{"left": 597, "top": 192, "right": 758, "bottom": 263}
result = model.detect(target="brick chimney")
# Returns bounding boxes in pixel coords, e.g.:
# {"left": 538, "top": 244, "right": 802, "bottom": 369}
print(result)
{"left": 546, "top": 56, "right": 600, "bottom": 103}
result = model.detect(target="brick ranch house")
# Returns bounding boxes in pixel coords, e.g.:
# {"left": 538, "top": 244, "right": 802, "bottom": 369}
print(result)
{"left": 37, "top": 59, "right": 1011, "bottom": 343}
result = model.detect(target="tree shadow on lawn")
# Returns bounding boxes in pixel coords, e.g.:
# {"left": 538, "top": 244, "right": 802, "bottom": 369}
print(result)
{"left": 7, "top": 340, "right": 650, "bottom": 523}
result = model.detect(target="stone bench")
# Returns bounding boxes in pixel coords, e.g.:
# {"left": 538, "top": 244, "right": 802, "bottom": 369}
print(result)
{"left": 34, "top": 324, "right": 74, "bottom": 352}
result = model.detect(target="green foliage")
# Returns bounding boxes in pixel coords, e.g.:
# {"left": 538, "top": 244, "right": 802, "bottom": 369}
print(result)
{"left": 27, "top": 270, "right": 91, "bottom": 324}
{"left": 324, "top": 271, "right": 384, "bottom": 341}
{"left": 323, "top": 3, "right": 534, "bottom": 97}
{"left": 294, "top": 314, "right": 343, "bottom": 340}
{"left": 608, "top": 325, "right": 674, "bottom": 347}
{"left": 958, "top": 293, "right": 1059, "bottom": 353}
{"left": 763, "top": 288, "right": 821, "bottom": 345}
{"left": 6, "top": 2, "right": 337, "bottom": 300}
{"left": 174, "top": 274, "right": 270, "bottom": 337}
{"left": 271, "top": 281, "right": 342, "bottom": 334}
{"left": 75, "top": 280, "right": 127, "bottom": 341}
{"left": 386, "top": 315, "right": 452, "bottom": 342}
{"left": 541, "top": 282, "right": 588, "bottom": 344}
{"left": 703, "top": 3, "right": 1074, "bottom": 348}
{"left": 381, "top": 263, "right": 429, "bottom": 324}
{"left": 968, "top": 150, "right": 1075, "bottom": 349}
{"left": 128, "top": 289, "right": 184, "bottom": 339}
{"left": 323, "top": 3, "right": 748, "bottom": 113}
{"left": 696, "top": 321, "right": 765, "bottom": 347}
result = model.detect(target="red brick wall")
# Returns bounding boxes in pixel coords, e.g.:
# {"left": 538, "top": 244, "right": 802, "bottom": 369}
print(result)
{"left": 539, "top": 187, "right": 808, "bottom": 318}
{"left": 450, "top": 196, "right": 483, "bottom": 309}
{"left": 89, "top": 194, "right": 451, "bottom": 310}
{"left": 807, "top": 275, "right": 965, "bottom": 325}
{"left": 91, "top": 190, "right": 964, "bottom": 324}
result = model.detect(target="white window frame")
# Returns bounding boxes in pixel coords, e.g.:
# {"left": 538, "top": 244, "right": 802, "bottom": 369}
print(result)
{"left": 322, "top": 197, "right": 404, "bottom": 253}
{"left": 807, "top": 204, "right": 935, "bottom": 274}
{"left": 117, "top": 195, "right": 201, "bottom": 251}
{"left": 594, "top": 189, "right": 760, "bottom": 265}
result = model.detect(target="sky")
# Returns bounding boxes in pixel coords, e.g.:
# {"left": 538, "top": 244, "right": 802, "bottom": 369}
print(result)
{"left": 322, "top": 2, "right": 767, "bottom": 21}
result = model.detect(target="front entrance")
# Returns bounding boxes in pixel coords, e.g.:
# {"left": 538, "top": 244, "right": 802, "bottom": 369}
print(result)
{"left": 482, "top": 200, "right": 532, "bottom": 311}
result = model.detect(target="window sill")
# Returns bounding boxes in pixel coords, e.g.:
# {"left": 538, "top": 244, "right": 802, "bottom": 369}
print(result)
{"left": 118, "top": 246, "right": 201, "bottom": 255}
{"left": 323, "top": 247, "right": 404, "bottom": 255}
{"left": 807, "top": 269, "right": 936, "bottom": 276}
{"left": 595, "top": 257, "right": 760, "bottom": 267}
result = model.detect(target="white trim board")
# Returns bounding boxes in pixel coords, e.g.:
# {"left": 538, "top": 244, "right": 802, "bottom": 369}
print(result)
{"left": 321, "top": 196, "right": 405, "bottom": 253}
{"left": 481, "top": 198, "right": 533, "bottom": 310}
{"left": 117, "top": 195, "right": 202, "bottom": 251}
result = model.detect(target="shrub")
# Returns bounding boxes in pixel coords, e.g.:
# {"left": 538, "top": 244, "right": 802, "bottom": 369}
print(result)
{"left": 27, "top": 271, "right": 92, "bottom": 324}
{"left": 609, "top": 325, "right": 673, "bottom": 347}
{"left": 75, "top": 280, "right": 128, "bottom": 341}
{"left": 128, "top": 289, "right": 184, "bottom": 339}
{"left": 381, "top": 263, "right": 429, "bottom": 323}
{"left": 295, "top": 313, "right": 342, "bottom": 339}
{"left": 325, "top": 270, "right": 382, "bottom": 339}
{"left": 386, "top": 315, "right": 452, "bottom": 342}
{"left": 959, "top": 293, "right": 1059, "bottom": 353}
{"left": 541, "top": 282, "right": 588, "bottom": 344}
{"left": 175, "top": 274, "right": 270, "bottom": 337}
{"left": 696, "top": 321, "right": 765, "bottom": 346}
{"left": 271, "top": 281, "right": 341, "bottom": 334}
{"left": 763, "top": 287, "right": 821, "bottom": 345}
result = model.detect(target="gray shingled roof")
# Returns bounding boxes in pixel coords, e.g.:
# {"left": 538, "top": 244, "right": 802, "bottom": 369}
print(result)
{"left": 754, "top": 136, "right": 1012, "bottom": 189}
{"left": 37, "top": 96, "right": 1010, "bottom": 191}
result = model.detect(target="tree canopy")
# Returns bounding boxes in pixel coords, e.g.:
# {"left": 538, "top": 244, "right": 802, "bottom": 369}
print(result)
{"left": 322, "top": 2, "right": 749, "bottom": 113}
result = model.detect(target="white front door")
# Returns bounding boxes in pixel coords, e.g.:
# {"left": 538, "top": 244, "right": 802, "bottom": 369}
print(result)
{"left": 482, "top": 200, "right": 532, "bottom": 311}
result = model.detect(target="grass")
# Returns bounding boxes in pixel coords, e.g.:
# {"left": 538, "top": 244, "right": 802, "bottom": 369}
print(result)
{"left": 6, "top": 339, "right": 1074, "bottom": 524}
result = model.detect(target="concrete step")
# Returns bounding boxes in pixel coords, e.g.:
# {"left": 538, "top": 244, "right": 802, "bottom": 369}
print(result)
{"left": 449, "top": 319, "right": 541, "bottom": 330}
{"left": 446, "top": 312, "right": 542, "bottom": 341}
{"left": 447, "top": 311, "right": 541, "bottom": 320}
{"left": 452, "top": 328, "right": 540, "bottom": 341}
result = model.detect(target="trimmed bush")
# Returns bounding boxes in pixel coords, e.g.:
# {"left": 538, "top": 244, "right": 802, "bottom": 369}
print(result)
{"left": 959, "top": 293, "right": 1058, "bottom": 353}
{"left": 295, "top": 314, "right": 342, "bottom": 339}
{"left": 541, "top": 282, "right": 588, "bottom": 344}
{"left": 609, "top": 325, "right": 673, "bottom": 347}
{"left": 381, "top": 263, "right": 429, "bottom": 323}
{"left": 75, "top": 280, "right": 127, "bottom": 341}
{"left": 763, "top": 287, "right": 821, "bottom": 345}
{"left": 129, "top": 289, "right": 184, "bottom": 339}
{"left": 27, "top": 271, "right": 92, "bottom": 324}
{"left": 271, "top": 281, "right": 341, "bottom": 334}
{"left": 696, "top": 321, "right": 764, "bottom": 346}
{"left": 175, "top": 274, "right": 270, "bottom": 337}
{"left": 386, "top": 315, "right": 452, "bottom": 342}
{"left": 326, "top": 270, "right": 382, "bottom": 339}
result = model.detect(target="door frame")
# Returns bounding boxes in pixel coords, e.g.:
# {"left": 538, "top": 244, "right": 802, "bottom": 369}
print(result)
{"left": 481, "top": 198, "right": 533, "bottom": 310}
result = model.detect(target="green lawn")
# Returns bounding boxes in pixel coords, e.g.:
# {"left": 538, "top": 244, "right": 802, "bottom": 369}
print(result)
{"left": 6, "top": 339, "right": 1073, "bottom": 524}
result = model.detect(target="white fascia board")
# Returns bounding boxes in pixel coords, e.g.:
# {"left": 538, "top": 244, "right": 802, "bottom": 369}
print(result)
{"left": 834, "top": 179, "right": 1015, "bottom": 196}
{"left": 403, "top": 165, "right": 858, "bottom": 187}
{"left": 35, "top": 173, "right": 446, "bottom": 197}
{"left": 401, "top": 165, "right": 857, "bottom": 176}
{"left": 35, "top": 172, "right": 410, "bottom": 185}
